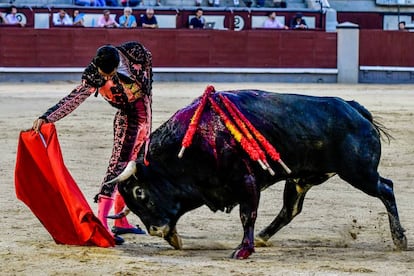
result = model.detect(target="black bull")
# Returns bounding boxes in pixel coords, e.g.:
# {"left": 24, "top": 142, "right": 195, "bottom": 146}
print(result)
{"left": 111, "top": 90, "right": 407, "bottom": 259}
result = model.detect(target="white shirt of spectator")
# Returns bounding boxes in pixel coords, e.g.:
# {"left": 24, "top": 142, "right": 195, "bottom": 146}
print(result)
{"left": 53, "top": 12, "right": 73, "bottom": 25}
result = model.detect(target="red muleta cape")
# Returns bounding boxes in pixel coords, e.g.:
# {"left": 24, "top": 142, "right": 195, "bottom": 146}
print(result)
{"left": 14, "top": 123, "right": 114, "bottom": 247}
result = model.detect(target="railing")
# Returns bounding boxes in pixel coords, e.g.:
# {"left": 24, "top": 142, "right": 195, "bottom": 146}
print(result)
{"left": 0, "top": 7, "right": 324, "bottom": 29}
{"left": 376, "top": 0, "right": 414, "bottom": 6}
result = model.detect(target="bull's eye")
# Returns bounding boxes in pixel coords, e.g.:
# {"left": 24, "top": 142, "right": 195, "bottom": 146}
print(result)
{"left": 132, "top": 186, "right": 145, "bottom": 200}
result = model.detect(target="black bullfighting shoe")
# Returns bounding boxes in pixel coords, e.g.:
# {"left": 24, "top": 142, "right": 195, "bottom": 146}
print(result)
{"left": 111, "top": 225, "right": 146, "bottom": 235}
{"left": 114, "top": 235, "right": 125, "bottom": 245}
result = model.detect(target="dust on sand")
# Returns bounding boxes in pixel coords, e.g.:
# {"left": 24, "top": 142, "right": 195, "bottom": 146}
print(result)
{"left": 1, "top": 82, "right": 414, "bottom": 275}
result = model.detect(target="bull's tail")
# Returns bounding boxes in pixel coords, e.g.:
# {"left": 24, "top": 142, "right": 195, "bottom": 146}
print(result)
{"left": 346, "top": 100, "right": 393, "bottom": 143}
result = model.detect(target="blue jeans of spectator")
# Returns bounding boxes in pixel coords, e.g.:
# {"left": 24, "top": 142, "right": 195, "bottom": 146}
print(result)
{"left": 94, "top": 0, "right": 106, "bottom": 6}
{"left": 122, "top": 0, "right": 141, "bottom": 6}
{"left": 256, "top": 0, "right": 265, "bottom": 6}
{"left": 106, "top": 0, "right": 119, "bottom": 6}
{"left": 75, "top": 0, "right": 93, "bottom": 5}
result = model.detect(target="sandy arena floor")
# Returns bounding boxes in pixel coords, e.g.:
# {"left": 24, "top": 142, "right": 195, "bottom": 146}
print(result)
{"left": 1, "top": 82, "right": 413, "bottom": 275}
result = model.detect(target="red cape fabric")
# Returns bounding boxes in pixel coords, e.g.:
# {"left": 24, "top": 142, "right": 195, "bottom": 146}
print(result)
{"left": 14, "top": 123, "right": 114, "bottom": 247}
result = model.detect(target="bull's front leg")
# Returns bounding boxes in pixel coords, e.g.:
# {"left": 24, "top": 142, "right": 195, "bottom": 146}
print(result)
{"left": 231, "top": 174, "right": 259, "bottom": 259}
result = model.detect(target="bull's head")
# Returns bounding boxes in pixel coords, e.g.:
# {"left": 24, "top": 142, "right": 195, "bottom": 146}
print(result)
{"left": 106, "top": 161, "right": 183, "bottom": 249}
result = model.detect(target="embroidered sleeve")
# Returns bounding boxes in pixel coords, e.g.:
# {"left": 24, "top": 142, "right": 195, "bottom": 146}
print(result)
{"left": 117, "top": 41, "right": 153, "bottom": 96}
{"left": 82, "top": 63, "right": 106, "bottom": 88}
{"left": 40, "top": 83, "right": 95, "bottom": 123}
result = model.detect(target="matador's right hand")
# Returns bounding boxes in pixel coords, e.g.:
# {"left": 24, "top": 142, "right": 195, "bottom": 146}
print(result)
{"left": 32, "top": 118, "right": 46, "bottom": 133}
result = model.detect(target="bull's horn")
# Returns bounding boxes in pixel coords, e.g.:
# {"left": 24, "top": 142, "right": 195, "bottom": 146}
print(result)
{"left": 103, "top": 161, "right": 137, "bottom": 185}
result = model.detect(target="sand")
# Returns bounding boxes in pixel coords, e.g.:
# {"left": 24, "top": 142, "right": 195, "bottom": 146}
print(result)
{"left": 1, "top": 82, "right": 414, "bottom": 275}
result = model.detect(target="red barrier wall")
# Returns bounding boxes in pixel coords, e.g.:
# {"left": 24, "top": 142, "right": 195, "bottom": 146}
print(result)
{"left": 337, "top": 12, "right": 383, "bottom": 29}
{"left": 0, "top": 28, "right": 337, "bottom": 68}
{"left": 2, "top": 28, "right": 413, "bottom": 69}
{"left": 359, "top": 29, "right": 414, "bottom": 67}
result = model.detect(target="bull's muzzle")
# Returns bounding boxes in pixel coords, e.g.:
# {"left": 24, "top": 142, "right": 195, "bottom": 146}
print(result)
{"left": 149, "top": 224, "right": 182, "bottom": 250}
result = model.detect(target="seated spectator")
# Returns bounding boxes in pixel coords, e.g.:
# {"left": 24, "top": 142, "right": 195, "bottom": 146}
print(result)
{"left": 398, "top": 21, "right": 408, "bottom": 31}
{"left": 290, "top": 13, "right": 307, "bottom": 30}
{"left": 53, "top": 9, "right": 73, "bottom": 26}
{"left": 0, "top": 11, "right": 8, "bottom": 24}
{"left": 119, "top": 7, "right": 137, "bottom": 28}
{"left": 97, "top": 9, "right": 119, "bottom": 28}
{"left": 189, "top": 8, "right": 205, "bottom": 29}
{"left": 263, "top": 11, "right": 288, "bottom": 29}
{"left": 6, "top": 5, "right": 25, "bottom": 27}
{"left": 140, "top": 8, "right": 158, "bottom": 29}
{"left": 72, "top": 10, "right": 85, "bottom": 27}
{"left": 121, "top": 0, "right": 141, "bottom": 6}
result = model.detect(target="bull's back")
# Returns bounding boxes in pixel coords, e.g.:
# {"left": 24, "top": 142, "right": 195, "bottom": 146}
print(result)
{"left": 145, "top": 90, "right": 380, "bottom": 209}
{"left": 225, "top": 90, "right": 376, "bottom": 144}
{"left": 232, "top": 90, "right": 381, "bottom": 168}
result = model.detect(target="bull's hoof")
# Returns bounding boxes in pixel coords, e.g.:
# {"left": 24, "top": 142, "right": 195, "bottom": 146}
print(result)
{"left": 231, "top": 248, "right": 254, "bottom": 259}
{"left": 254, "top": 236, "right": 270, "bottom": 247}
{"left": 394, "top": 235, "right": 408, "bottom": 251}
{"left": 166, "top": 228, "right": 183, "bottom": 250}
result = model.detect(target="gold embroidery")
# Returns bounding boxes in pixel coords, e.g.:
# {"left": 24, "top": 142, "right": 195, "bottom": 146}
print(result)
{"left": 122, "top": 82, "right": 143, "bottom": 102}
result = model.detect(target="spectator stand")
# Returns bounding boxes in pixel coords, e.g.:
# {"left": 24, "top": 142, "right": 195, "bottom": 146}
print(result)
{"left": 250, "top": 10, "right": 317, "bottom": 29}
{"left": 45, "top": 7, "right": 179, "bottom": 28}
{"left": 9, "top": 4, "right": 414, "bottom": 30}
{"left": 0, "top": 6, "right": 31, "bottom": 27}
{"left": 251, "top": 13, "right": 287, "bottom": 28}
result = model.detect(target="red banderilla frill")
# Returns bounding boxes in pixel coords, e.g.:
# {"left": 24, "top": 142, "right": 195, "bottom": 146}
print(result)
{"left": 208, "top": 96, "right": 267, "bottom": 171}
{"left": 178, "top": 85, "right": 215, "bottom": 158}
{"left": 219, "top": 94, "right": 291, "bottom": 175}
{"left": 178, "top": 86, "right": 291, "bottom": 175}
{"left": 217, "top": 94, "right": 273, "bottom": 175}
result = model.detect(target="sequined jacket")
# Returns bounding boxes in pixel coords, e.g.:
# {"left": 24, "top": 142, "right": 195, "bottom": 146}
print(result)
{"left": 40, "top": 41, "right": 153, "bottom": 123}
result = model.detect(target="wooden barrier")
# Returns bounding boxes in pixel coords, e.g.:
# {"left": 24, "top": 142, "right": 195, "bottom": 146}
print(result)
{"left": 0, "top": 28, "right": 337, "bottom": 68}
{"left": 359, "top": 29, "right": 414, "bottom": 67}
{"left": 1, "top": 28, "right": 413, "bottom": 70}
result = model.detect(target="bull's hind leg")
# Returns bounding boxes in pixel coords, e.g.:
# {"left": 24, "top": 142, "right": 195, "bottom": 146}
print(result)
{"left": 340, "top": 173, "right": 407, "bottom": 250}
{"left": 256, "top": 175, "right": 331, "bottom": 246}
{"left": 377, "top": 176, "right": 407, "bottom": 250}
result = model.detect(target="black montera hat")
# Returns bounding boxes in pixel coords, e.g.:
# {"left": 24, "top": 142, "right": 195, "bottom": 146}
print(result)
{"left": 94, "top": 45, "right": 120, "bottom": 74}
